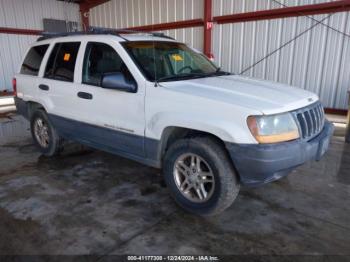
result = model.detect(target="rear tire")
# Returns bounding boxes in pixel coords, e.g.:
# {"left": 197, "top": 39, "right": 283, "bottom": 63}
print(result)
{"left": 163, "top": 136, "right": 240, "bottom": 216}
{"left": 30, "top": 109, "right": 63, "bottom": 157}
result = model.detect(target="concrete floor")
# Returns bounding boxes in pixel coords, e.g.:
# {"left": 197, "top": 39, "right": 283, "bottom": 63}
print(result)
{"left": 0, "top": 116, "right": 349, "bottom": 256}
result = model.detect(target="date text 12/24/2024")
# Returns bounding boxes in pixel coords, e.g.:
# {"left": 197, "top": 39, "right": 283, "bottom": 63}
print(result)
{"left": 127, "top": 256, "right": 220, "bottom": 261}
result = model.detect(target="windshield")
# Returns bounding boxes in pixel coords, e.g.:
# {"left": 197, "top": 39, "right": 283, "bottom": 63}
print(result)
{"left": 122, "top": 41, "right": 225, "bottom": 82}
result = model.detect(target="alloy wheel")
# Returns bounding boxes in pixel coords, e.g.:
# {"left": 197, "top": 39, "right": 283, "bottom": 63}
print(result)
{"left": 173, "top": 153, "right": 215, "bottom": 203}
{"left": 33, "top": 118, "right": 50, "bottom": 148}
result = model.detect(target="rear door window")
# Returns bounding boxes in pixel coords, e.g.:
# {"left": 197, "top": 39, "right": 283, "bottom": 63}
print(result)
{"left": 20, "top": 45, "right": 49, "bottom": 76}
{"left": 45, "top": 42, "right": 81, "bottom": 82}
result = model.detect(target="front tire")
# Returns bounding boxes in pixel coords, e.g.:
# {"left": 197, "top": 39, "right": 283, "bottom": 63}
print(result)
{"left": 163, "top": 137, "right": 240, "bottom": 216}
{"left": 30, "top": 110, "right": 63, "bottom": 157}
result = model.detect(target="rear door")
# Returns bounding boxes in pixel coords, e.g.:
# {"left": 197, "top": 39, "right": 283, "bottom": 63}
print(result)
{"left": 38, "top": 41, "right": 81, "bottom": 119}
{"left": 72, "top": 40, "right": 145, "bottom": 157}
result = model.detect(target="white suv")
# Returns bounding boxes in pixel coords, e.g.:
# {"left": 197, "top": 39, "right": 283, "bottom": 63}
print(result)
{"left": 14, "top": 31, "right": 334, "bottom": 215}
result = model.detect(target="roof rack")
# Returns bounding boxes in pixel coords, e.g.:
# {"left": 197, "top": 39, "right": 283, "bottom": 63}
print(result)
{"left": 37, "top": 28, "right": 175, "bottom": 42}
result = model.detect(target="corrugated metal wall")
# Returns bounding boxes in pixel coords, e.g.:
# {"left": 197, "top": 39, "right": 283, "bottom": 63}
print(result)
{"left": 90, "top": 0, "right": 204, "bottom": 50}
{"left": 213, "top": 0, "right": 340, "bottom": 16}
{"left": 213, "top": 0, "right": 350, "bottom": 109}
{"left": 0, "top": 34, "right": 38, "bottom": 93}
{"left": 0, "top": 0, "right": 80, "bottom": 92}
{"left": 90, "top": 0, "right": 204, "bottom": 28}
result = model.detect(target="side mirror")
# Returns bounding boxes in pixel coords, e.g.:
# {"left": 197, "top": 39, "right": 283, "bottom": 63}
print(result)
{"left": 101, "top": 72, "right": 137, "bottom": 93}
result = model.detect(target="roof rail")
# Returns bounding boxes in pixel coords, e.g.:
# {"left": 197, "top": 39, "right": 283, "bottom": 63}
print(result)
{"left": 36, "top": 28, "right": 175, "bottom": 42}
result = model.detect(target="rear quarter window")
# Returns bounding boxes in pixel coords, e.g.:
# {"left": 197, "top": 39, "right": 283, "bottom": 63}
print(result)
{"left": 20, "top": 45, "right": 49, "bottom": 76}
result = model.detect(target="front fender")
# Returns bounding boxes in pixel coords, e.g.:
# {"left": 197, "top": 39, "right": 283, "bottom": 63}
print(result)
{"left": 146, "top": 111, "right": 257, "bottom": 144}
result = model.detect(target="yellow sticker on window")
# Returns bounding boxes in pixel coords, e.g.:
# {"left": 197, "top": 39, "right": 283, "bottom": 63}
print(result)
{"left": 171, "top": 54, "right": 183, "bottom": 61}
{"left": 63, "top": 53, "right": 71, "bottom": 61}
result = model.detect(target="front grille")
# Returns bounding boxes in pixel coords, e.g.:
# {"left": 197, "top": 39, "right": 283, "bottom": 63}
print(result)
{"left": 294, "top": 102, "right": 325, "bottom": 140}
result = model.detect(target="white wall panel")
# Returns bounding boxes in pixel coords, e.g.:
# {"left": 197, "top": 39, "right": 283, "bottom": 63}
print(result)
{"left": 0, "top": 0, "right": 80, "bottom": 92}
{"left": 212, "top": 11, "right": 350, "bottom": 109}
{"left": 0, "top": 34, "right": 38, "bottom": 92}
{"left": 90, "top": 0, "right": 204, "bottom": 50}
{"left": 213, "top": 0, "right": 339, "bottom": 17}
{"left": 90, "top": 0, "right": 204, "bottom": 28}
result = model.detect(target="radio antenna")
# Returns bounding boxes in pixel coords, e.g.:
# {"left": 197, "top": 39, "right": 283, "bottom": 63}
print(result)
{"left": 151, "top": 4, "right": 158, "bottom": 87}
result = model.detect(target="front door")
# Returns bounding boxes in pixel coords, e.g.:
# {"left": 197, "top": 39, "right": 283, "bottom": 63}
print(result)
{"left": 73, "top": 41, "right": 145, "bottom": 157}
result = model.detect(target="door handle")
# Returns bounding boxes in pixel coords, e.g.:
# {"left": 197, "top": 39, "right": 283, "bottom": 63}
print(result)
{"left": 39, "top": 84, "right": 49, "bottom": 91}
{"left": 77, "top": 92, "right": 93, "bottom": 100}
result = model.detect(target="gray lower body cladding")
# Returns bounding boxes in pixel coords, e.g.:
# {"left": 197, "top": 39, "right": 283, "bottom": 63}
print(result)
{"left": 15, "top": 98, "right": 334, "bottom": 187}
{"left": 225, "top": 121, "right": 334, "bottom": 187}
{"left": 14, "top": 97, "right": 161, "bottom": 168}
{"left": 48, "top": 114, "right": 162, "bottom": 168}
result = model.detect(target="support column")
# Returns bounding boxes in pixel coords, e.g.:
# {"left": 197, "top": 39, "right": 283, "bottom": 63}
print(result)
{"left": 79, "top": 3, "right": 90, "bottom": 31}
{"left": 204, "top": 0, "right": 213, "bottom": 58}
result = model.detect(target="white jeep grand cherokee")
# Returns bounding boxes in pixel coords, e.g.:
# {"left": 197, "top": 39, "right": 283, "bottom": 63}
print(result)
{"left": 14, "top": 31, "right": 334, "bottom": 216}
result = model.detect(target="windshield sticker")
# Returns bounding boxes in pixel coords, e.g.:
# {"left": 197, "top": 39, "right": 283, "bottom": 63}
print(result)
{"left": 172, "top": 54, "right": 183, "bottom": 61}
{"left": 63, "top": 53, "right": 71, "bottom": 61}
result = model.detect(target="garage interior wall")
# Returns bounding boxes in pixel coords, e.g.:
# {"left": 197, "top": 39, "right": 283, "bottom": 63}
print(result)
{"left": 0, "top": 0, "right": 80, "bottom": 93}
{"left": 90, "top": 0, "right": 350, "bottom": 110}
{"left": 90, "top": 0, "right": 204, "bottom": 51}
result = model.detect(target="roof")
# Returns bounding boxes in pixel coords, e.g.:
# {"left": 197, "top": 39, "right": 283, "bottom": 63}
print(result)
{"left": 33, "top": 35, "right": 178, "bottom": 49}
{"left": 37, "top": 29, "right": 176, "bottom": 42}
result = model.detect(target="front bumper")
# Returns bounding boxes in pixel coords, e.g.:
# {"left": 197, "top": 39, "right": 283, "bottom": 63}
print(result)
{"left": 226, "top": 121, "right": 334, "bottom": 187}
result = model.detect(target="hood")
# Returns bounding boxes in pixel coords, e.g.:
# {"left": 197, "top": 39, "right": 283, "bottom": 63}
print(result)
{"left": 161, "top": 75, "right": 319, "bottom": 115}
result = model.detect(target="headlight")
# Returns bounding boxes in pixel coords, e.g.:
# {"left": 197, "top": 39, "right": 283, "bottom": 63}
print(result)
{"left": 247, "top": 113, "right": 299, "bottom": 144}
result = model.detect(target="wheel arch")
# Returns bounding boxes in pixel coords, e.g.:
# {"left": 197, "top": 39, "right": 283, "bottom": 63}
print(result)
{"left": 158, "top": 126, "right": 230, "bottom": 164}
{"left": 27, "top": 101, "right": 47, "bottom": 119}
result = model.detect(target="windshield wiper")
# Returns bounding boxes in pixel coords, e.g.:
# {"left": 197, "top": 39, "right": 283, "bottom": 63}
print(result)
{"left": 185, "top": 69, "right": 231, "bottom": 78}
{"left": 156, "top": 73, "right": 206, "bottom": 83}
{"left": 185, "top": 68, "right": 231, "bottom": 77}
{"left": 155, "top": 70, "right": 231, "bottom": 85}
{"left": 214, "top": 67, "right": 231, "bottom": 75}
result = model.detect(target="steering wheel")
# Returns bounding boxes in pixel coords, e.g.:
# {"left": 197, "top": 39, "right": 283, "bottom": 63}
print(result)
{"left": 178, "top": 65, "right": 193, "bottom": 74}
